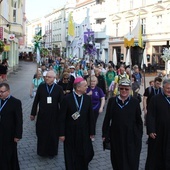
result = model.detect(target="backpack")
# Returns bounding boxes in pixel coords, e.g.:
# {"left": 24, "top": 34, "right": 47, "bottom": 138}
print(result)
{"left": 148, "top": 86, "right": 163, "bottom": 95}
{"left": 118, "top": 74, "right": 128, "bottom": 84}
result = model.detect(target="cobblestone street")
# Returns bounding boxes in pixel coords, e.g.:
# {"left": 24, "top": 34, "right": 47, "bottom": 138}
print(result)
{"left": 7, "top": 61, "right": 149, "bottom": 170}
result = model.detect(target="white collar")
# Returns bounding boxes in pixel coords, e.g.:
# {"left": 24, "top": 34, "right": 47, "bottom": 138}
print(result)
{"left": 73, "top": 90, "right": 82, "bottom": 97}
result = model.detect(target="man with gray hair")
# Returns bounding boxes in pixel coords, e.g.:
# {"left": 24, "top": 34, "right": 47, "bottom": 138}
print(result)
{"left": 30, "top": 70, "right": 64, "bottom": 158}
{"left": 145, "top": 78, "right": 170, "bottom": 169}
{"left": 59, "top": 77, "right": 95, "bottom": 170}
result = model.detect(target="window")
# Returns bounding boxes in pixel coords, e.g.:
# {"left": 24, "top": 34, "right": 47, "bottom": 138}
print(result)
{"left": 157, "top": 15, "right": 162, "bottom": 26}
{"left": 13, "top": 10, "right": 16, "bottom": 22}
{"left": 130, "top": 0, "right": 133, "bottom": 9}
{"left": 142, "top": 0, "right": 146, "bottom": 6}
{"left": 116, "top": 0, "right": 120, "bottom": 12}
{"left": 116, "top": 23, "right": 119, "bottom": 37}
{"left": 129, "top": 20, "right": 133, "bottom": 34}
{"left": 13, "top": 1, "right": 17, "bottom": 8}
{"left": 13, "top": 1, "right": 17, "bottom": 22}
{"left": 141, "top": 18, "right": 146, "bottom": 34}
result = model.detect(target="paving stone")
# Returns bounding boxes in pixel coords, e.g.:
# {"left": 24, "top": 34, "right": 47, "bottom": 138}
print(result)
{"left": 7, "top": 61, "right": 152, "bottom": 170}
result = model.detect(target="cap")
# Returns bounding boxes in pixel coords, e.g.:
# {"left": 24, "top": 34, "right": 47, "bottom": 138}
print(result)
{"left": 119, "top": 78, "right": 131, "bottom": 86}
{"left": 69, "top": 66, "right": 75, "bottom": 69}
{"left": 133, "top": 65, "right": 138, "bottom": 69}
{"left": 73, "top": 77, "right": 85, "bottom": 84}
{"left": 43, "top": 71, "right": 48, "bottom": 77}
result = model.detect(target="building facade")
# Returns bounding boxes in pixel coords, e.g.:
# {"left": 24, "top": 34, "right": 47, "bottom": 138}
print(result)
{"left": 0, "top": 0, "right": 26, "bottom": 70}
{"left": 26, "top": 0, "right": 170, "bottom": 69}
{"left": 109, "top": 0, "right": 170, "bottom": 68}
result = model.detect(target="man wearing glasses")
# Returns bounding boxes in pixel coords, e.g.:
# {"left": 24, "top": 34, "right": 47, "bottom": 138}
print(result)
{"left": 0, "top": 83, "right": 23, "bottom": 169}
{"left": 102, "top": 78, "right": 143, "bottom": 170}
{"left": 30, "top": 70, "right": 64, "bottom": 158}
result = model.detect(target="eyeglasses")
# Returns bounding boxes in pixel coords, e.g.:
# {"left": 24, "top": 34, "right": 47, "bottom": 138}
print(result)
{"left": 46, "top": 76, "right": 55, "bottom": 78}
{"left": 119, "top": 87, "right": 130, "bottom": 91}
{"left": 0, "top": 90, "right": 8, "bottom": 94}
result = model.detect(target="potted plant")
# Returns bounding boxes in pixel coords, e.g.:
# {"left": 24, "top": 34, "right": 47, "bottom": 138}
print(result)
{"left": 0, "top": 40, "right": 5, "bottom": 53}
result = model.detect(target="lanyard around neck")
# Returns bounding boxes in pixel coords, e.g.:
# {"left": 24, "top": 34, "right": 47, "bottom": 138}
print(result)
{"left": 153, "top": 88, "right": 160, "bottom": 95}
{"left": 73, "top": 92, "right": 83, "bottom": 112}
{"left": 0, "top": 96, "right": 10, "bottom": 112}
{"left": 116, "top": 96, "right": 130, "bottom": 109}
{"left": 46, "top": 84, "right": 55, "bottom": 95}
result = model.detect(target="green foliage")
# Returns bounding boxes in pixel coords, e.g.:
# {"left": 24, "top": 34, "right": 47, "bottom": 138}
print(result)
{"left": 0, "top": 40, "right": 5, "bottom": 53}
{"left": 41, "top": 48, "right": 49, "bottom": 56}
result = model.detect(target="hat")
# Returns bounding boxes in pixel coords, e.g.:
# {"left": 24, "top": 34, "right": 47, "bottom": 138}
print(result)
{"left": 43, "top": 71, "right": 48, "bottom": 77}
{"left": 69, "top": 66, "right": 75, "bottom": 69}
{"left": 73, "top": 77, "right": 85, "bottom": 84}
{"left": 133, "top": 65, "right": 138, "bottom": 69}
{"left": 119, "top": 78, "right": 131, "bottom": 86}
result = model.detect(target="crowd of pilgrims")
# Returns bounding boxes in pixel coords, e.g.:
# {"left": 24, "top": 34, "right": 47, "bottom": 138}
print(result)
{"left": 30, "top": 56, "right": 143, "bottom": 100}
{"left": 28, "top": 55, "right": 168, "bottom": 170}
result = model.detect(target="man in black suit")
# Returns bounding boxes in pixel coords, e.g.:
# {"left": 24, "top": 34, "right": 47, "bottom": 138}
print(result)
{"left": 0, "top": 83, "right": 23, "bottom": 170}
{"left": 59, "top": 77, "right": 95, "bottom": 170}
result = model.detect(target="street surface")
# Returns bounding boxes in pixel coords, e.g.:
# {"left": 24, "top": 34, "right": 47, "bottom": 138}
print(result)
{"left": 7, "top": 61, "right": 152, "bottom": 170}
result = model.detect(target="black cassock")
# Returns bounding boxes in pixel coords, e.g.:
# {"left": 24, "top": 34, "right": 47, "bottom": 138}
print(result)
{"left": 145, "top": 93, "right": 170, "bottom": 170}
{"left": 102, "top": 96, "right": 143, "bottom": 170}
{"left": 31, "top": 83, "right": 63, "bottom": 157}
{"left": 0, "top": 96, "right": 23, "bottom": 170}
{"left": 59, "top": 93, "right": 95, "bottom": 170}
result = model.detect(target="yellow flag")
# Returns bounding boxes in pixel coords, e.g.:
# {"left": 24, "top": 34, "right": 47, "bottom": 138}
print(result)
{"left": 68, "top": 12, "right": 75, "bottom": 37}
{"left": 138, "top": 24, "right": 143, "bottom": 48}
{"left": 124, "top": 37, "right": 134, "bottom": 48}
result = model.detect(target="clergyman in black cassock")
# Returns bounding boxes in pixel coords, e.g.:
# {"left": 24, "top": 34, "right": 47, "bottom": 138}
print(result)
{"left": 145, "top": 79, "right": 170, "bottom": 170}
{"left": 30, "top": 71, "right": 64, "bottom": 157}
{"left": 59, "top": 77, "right": 95, "bottom": 170}
{"left": 0, "top": 83, "right": 23, "bottom": 170}
{"left": 102, "top": 78, "right": 143, "bottom": 170}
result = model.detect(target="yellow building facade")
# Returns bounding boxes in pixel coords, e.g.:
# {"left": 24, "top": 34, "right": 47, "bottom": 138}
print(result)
{"left": 0, "top": 0, "right": 26, "bottom": 70}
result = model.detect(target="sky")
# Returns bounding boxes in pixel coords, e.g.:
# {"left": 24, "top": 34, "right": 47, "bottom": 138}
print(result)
{"left": 26, "top": 0, "right": 67, "bottom": 21}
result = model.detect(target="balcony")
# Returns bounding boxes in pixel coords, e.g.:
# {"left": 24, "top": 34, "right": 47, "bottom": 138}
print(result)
{"left": 94, "top": 32, "right": 106, "bottom": 39}
{"left": 93, "top": 4, "right": 107, "bottom": 20}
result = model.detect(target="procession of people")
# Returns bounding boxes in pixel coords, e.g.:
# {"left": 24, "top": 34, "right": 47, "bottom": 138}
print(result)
{"left": 1, "top": 54, "right": 170, "bottom": 170}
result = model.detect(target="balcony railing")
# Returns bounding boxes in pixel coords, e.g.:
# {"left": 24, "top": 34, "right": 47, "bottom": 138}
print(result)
{"left": 93, "top": 4, "right": 107, "bottom": 20}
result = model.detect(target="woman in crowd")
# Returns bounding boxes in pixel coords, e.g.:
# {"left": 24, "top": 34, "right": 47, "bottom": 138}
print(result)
{"left": 58, "top": 72, "right": 73, "bottom": 95}
{"left": 86, "top": 75, "right": 105, "bottom": 141}
{"left": 30, "top": 71, "right": 44, "bottom": 98}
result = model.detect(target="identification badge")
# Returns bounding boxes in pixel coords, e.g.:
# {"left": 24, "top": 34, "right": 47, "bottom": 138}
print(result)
{"left": 47, "top": 97, "right": 52, "bottom": 104}
{"left": 72, "top": 111, "right": 80, "bottom": 120}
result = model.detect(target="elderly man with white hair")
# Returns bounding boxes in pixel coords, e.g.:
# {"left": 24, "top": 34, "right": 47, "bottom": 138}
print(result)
{"left": 30, "top": 70, "right": 64, "bottom": 158}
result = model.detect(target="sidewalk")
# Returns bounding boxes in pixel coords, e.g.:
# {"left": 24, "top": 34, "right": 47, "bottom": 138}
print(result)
{"left": 6, "top": 61, "right": 154, "bottom": 170}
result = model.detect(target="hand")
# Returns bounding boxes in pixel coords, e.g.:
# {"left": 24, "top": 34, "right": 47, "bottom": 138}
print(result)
{"left": 90, "top": 135, "right": 95, "bottom": 139}
{"left": 102, "top": 137, "right": 105, "bottom": 141}
{"left": 14, "top": 138, "right": 20, "bottom": 143}
{"left": 143, "top": 108, "right": 147, "bottom": 114}
{"left": 99, "top": 107, "right": 103, "bottom": 113}
{"left": 59, "top": 136, "right": 65, "bottom": 142}
{"left": 149, "top": 133, "right": 157, "bottom": 139}
{"left": 30, "top": 94, "right": 33, "bottom": 98}
{"left": 30, "top": 115, "right": 35, "bottom": 121}
{"left": 87, "top": 90, "right": 92, "bottom": 95}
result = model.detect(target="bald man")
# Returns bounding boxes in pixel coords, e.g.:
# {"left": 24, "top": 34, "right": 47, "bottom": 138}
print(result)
{"left": 30, "top": 71, "right": 64, "bottom": 158}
